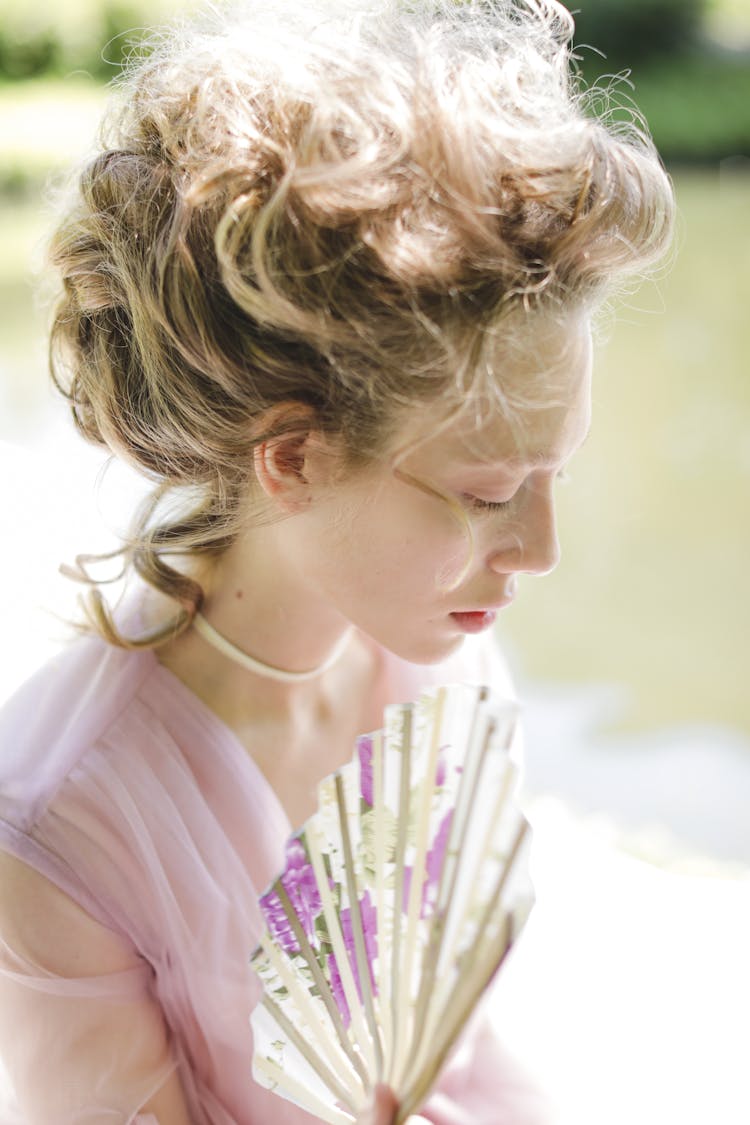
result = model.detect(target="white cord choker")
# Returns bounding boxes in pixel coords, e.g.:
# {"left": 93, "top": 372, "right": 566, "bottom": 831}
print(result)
{"left": 192, "top": 612, "right": 353, "bottom": 684}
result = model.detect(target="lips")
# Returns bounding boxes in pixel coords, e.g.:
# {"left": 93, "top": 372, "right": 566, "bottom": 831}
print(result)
{"left": 449, "top": 586, "right": 516, "bottom": 632}
{"left": 455, "top": 593, "right": 517, "bottom": 617}
{"left": 449, "top": 610, "right": 498, "bottom": 634}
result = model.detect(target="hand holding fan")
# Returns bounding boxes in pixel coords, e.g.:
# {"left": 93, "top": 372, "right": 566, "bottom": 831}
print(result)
{"left": 250, "top": 683, "right": 534, "bottom": 1124}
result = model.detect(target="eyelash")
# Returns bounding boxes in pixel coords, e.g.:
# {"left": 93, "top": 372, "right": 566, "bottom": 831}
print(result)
{"left": 463, "top": 494, "right": 514, "bottom": 514}
{"left": 462, "top": 470, "right": 571, "bottom": 515}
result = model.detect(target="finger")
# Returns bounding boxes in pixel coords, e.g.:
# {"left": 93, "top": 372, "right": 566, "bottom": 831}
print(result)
{"left": 356, "top": 1083, "right": 399, "bottom": 1125}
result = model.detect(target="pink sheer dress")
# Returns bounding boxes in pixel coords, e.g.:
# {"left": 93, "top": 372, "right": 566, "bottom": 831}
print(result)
{"left": 0, "top": 627, "right": 549, "bottom": 1125}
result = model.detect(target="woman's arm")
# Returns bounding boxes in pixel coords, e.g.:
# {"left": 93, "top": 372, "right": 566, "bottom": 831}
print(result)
{"left": 0, "top": 852, "right": 192, "bottom": 1125}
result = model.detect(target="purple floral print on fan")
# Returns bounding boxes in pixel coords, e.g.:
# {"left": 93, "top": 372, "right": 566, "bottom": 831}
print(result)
{"left": 282, "top": 837, "right": 323, "bottom": 938}
{"left": 358, "top": 736, "right": 374, "bottom": 807}
{"left": 328, "top": 952, "right": 350, "bottom": 1026}
{"left": 340, "top": 889, "right": 378, "bottom": 1003}
{"left": 424, "top": 808, "right": 453, "bottom": 911}
{"left": 435, "top": 744, "right": 448, "bottom": 788}
{"left": 402, "top": 809, "right": 453, "bottom": 917}
{"left": 259, "top": 888, "right": 299, "bottom": 954}
{"left": 260, "top": 837, "right": 322, "bottom": 953}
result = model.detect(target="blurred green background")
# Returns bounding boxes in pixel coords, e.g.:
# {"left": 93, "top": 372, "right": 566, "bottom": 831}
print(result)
{"left": 0, "top": 0, "right": 748, "bottom": 737}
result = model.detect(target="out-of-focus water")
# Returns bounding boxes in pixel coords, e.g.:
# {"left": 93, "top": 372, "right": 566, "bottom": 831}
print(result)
{"left": 497, "top": 168, "right": 750, "bottom": 737}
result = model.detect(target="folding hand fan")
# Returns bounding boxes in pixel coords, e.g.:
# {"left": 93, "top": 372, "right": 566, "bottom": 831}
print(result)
{"left": 249, "top": 683, "right": 534, "bottom": 1124}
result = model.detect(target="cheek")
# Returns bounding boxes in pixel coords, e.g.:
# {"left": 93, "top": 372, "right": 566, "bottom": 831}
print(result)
{"left": 330, "top": 491, "right": 473, "bottom": 597}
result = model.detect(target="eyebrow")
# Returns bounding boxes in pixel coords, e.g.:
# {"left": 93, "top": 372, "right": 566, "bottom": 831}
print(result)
{"left": 468, "top": 425, "right": 592, "bottom": 471}
{"left": 525, "top": 428, "right": 591, "bottom": 466}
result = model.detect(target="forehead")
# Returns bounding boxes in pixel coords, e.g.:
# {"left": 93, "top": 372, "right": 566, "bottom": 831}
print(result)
{"left": 394, "top": 313, "right": 593, "bottom": 471}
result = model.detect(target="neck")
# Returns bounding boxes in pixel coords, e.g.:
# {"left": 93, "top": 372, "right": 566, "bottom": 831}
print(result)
{"left": 192, "top": 527, "right": 358, "bottom": 684}
{"left": 153, "top": 531, "right": 384, "bottom": 733}
{"left": 192, "top": 611, "right": 354, "bottom": 684}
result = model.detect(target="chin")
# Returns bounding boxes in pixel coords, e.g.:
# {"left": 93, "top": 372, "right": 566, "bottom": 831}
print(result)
{"left": 386, "top": 631, "right": 466, "bottom": 668}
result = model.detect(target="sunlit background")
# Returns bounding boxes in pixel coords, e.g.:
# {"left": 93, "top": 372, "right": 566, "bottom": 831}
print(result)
{"left": 0, "top": 1, "right": 748, "bottom": 1122}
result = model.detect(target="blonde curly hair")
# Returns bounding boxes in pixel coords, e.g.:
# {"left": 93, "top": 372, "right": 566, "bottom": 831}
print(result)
{"left": 49, "top": 0, "right": 674, "bottom": 646}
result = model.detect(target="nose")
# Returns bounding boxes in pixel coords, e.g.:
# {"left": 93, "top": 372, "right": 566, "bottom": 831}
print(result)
{"left": 487, "top": 482, "right": 561, "bottom": 577}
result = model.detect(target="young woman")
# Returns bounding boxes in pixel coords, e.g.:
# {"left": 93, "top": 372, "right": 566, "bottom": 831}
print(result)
{"left": 0, "top": 1, "right": 673, "bottom": 1122}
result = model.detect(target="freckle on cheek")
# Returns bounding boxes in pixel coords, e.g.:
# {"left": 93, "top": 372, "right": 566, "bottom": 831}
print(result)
{"left": 235, "top": 590, "right": 244, "bottom": 600}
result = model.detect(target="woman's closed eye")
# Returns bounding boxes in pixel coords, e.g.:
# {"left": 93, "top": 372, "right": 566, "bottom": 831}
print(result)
{"left": 461, "top": 493, "right": 515, "bottom": 514}
{"left": 461, "top": 469, "right": 570, "bottom": 515}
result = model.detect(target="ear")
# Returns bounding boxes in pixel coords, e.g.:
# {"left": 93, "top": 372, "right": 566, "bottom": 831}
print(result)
{"left": 252, "top": 404, "right": 336, "bottom": 511}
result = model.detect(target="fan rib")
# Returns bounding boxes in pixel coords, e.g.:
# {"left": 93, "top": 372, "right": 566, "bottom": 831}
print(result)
{"left": 304, "top": 820, "right": 375, "bottom": 1083}
{"left": 256, "top": 993, "right": 358, "bottom": 1110}
{"left": 387, "top": 703, "right": 413, "bottom": 1084}
{"left": 273, "top": 880, "right": 365, "bottom": 1080}
{"left": 403, "top": 688, "right": 489, "bottom": 1077}
{"left": 255, "top": 932, "right": 366, "bottom": 1102}
{"left": 335, "top": 772, "right": 384, "bottom": 1078}
{"left": 253, "top": 1053, "right": 355, "bottom": 1125}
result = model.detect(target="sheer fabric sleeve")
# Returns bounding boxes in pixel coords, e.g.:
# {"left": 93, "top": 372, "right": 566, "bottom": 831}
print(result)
{"left": 0, "top": 852, "right": 192, "bottom": 1125}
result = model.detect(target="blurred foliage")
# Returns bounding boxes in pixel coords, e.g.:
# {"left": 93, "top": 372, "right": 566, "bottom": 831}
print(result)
{"left": 0, "top": 0, "right": 185, "bottom": 81}
{"left": 569, "top": 0, "right": 707, "bottom": 62}
{"left": 586, "top": 51, "right": 750, "bottom": 162}
{"left": 0, "top": 0, "right": 747, "bottom": 164}
{"left": 0, "top": 0, "right": 738, "bottom": 80}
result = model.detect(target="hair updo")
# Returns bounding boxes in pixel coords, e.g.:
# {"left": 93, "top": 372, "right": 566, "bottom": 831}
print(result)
{"left": 49, "top": 0, "right": 674, "bottom": 645}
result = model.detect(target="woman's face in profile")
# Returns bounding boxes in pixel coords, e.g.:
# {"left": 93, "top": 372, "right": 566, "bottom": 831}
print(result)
{"left": 278, "top": 312, "right": 593, "bottom": 666}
